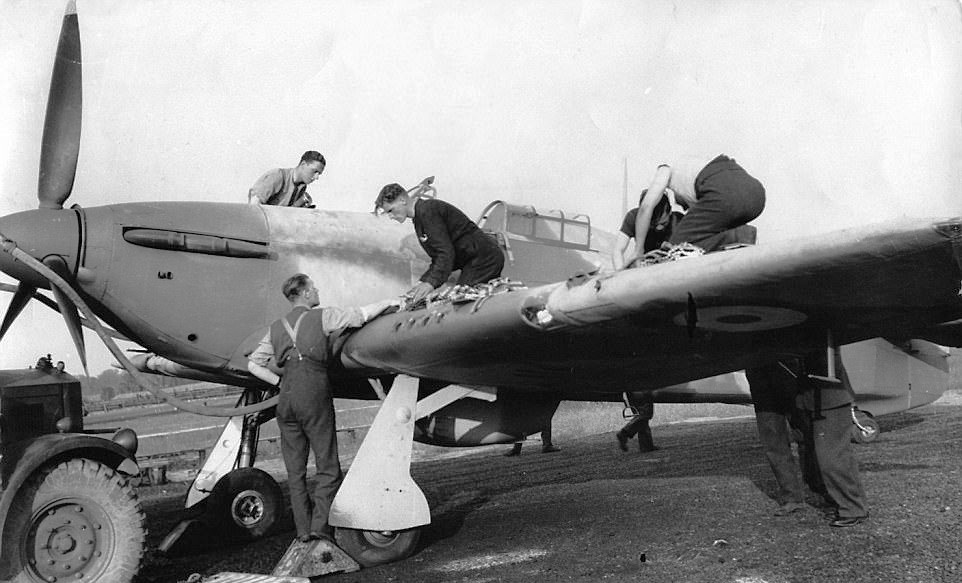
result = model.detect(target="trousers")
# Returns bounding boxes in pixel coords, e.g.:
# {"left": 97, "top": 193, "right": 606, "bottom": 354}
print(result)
{"left": 746, "top": 364, "right": 805, "bottom": 504}
{"left": 796, "top": 405, "right": 868, "bottom": 519}
{"left": 277, "top": 358, "right": 342, "bottom": 537}
{"left": 457, "top": 234, "right": 505, "bottom": 286}
{"left": 668, "top": 155, "right": 765, "bottom": 250}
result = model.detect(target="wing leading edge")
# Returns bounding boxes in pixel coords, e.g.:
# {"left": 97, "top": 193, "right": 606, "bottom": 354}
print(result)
{"left": 341, "top": 217, "right": 962, "bottom": 394}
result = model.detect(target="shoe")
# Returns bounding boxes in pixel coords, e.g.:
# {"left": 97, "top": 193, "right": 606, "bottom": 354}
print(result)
{"left": 541, "top": 444, "right": 561, "bottom": 453}
{"left": 830, "top": 516, "right": 867, "bottom": 528}
{"left": 616, "top": 432, "right": 629, "bottom": 452}
{"left": 317, "top": 525, "right": 335, "bottom": 538}
{"left": 297, "top": 533, "right": 315, "bottom": 543}
{"left": 774, "top": 502, "right": 807, "bottom": 516}
{"left": 639, "top": 444, "right": 659, "bottom": 453}
{"left": 504, "top": 444, "right": 522, "bottom": 457}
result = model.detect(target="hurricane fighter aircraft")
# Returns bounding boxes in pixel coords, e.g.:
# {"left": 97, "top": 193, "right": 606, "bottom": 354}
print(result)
{"left": 1, "top": 2, "right": 961, "bottom": 582}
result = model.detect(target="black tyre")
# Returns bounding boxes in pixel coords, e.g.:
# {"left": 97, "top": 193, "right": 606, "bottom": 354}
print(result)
{"left": 0, "top": 458, "right": 145, "bottom": 583}
{"left": 205, "top": 467, "right": 282, "bottom": 541}
{"left": 852, "top": 410, "right": 880, "bottom": 444}
{"left": 335, "top": 527, "right": 421, "bottom": 567}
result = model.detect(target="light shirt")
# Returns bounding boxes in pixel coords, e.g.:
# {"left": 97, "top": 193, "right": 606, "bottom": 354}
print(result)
{"left": 660, "top": 155, "right": 718, "bottom": 202}
{"left": 248, "top": 167, "right": 310, "bottom": 207}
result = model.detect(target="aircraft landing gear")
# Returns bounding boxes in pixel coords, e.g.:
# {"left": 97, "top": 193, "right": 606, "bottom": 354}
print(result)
{"left": 205, "top": 467, "right": 283, "bottom": 541}
{"left": 329, "top": 376, "right": 429, "bottom": 566}
{"left": 851, "top": 408, "right": 880, "bottom": 444}
{"left": 334, "top": 527, "right": 422, "bottom": 568}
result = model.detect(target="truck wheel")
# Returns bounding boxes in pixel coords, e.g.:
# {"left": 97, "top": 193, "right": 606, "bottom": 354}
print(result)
{"left": 335, "top": 527, "right": 421, "bottom": 567}
{"left": 205, "top": 467, "right": 282, "bottom": 541}
{"left": 0, "top": 458, "right": 145, "bottom": 583}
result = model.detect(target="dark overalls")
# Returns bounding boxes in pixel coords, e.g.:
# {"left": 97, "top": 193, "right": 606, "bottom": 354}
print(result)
{"left": 746, "top": 363, "right": 806, "bottom": 505}
{"left": 795, "top": 353, "right": 868, "bottom": 520}
{"left": 667, "top": 155, "right": 766, "bottom": 251}
{"left": 413, "top": 198, "right": 505, "bottom": 287}
{"left": 618, "top": 394, "right": 657, "bottom": 452}
{"left": 270, "top": 306, "right": 342, "bottom": 538}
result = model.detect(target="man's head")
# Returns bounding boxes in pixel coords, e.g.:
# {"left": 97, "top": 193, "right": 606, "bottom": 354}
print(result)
{"left": 281, "top": 273, "right": 320, "bottom": 307}
{"left": 294, "top": 151, "right": 326, "bottom": 185}
{"left": 375, "top": 183, "right": 411, "bottom": 223}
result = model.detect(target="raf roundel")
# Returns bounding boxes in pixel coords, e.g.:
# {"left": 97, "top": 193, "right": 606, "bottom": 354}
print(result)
{"left": 674, "top": 305, "right": 808, "bottom": 332}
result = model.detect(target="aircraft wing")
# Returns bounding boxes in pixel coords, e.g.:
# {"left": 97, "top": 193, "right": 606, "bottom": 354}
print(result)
{"left": 341, "top": 217, "right": 962, "bottom": 396}
{"left": 645, "top": 335, "right": 952, "bottom": 415}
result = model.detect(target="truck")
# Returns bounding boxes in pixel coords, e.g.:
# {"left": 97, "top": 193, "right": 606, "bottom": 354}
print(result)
{"left": 0, "top": 356, "right": 145, "bottom": 583}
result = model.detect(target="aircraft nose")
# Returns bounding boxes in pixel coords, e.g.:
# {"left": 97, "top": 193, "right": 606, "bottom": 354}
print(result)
{"left": 0, "top": 209, "right": 81, "bottom": 289}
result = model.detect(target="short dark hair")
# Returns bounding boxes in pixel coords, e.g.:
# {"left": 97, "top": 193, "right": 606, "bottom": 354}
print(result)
{"left": 374, "top": 183, "right": 407, "bottom": 212}
{"left": 300, "top": 151, "right": 326, "bottom": 167}
{"left": 282, "top": 273, "right": 311, "bottom": 301}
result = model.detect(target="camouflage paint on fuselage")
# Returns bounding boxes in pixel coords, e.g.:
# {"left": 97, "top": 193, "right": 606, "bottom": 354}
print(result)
{"left": 64, "top": 199, "right": 609, "bottom": 384}
{"left": 75, "top": 202, "right": 424, "bottom": 376}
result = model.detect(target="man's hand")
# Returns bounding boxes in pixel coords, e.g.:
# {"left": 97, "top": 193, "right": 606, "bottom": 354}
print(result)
{"left": 360, "top": 297, "right": 405, "bottom": 321}
{"left": 407, "top": 281, "right": 435, "bottom": 303}
{"left": 374, "top": 297, "right": 404, "bottom": 316}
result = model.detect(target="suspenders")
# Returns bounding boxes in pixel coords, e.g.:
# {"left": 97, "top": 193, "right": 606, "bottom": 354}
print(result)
{"left": 281, "top": 312, "right": 308, "bottom": 363}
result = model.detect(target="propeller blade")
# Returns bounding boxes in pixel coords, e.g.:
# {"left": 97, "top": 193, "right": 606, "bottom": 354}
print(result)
{"left": 43, "top": 255, "right": 88, "bottom": 375}
{"left": 0, "top": 282, "right": 131, "bottom": 342}
{"left": 0, "top": 282, "right": 38, "bottom": 342}
{"left": 38, "top": 0, "right": 82, "bottom": 210}
{"left": 50, "top": 284, "right": 88, "bottom": 376}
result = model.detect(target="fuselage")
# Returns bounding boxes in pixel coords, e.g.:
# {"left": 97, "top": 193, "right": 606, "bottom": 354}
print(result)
{"left": 2, "top": 203, "right": 960, "bottom": 397}
{"left": 0, "top": 201, "right": 607, "bottom": 386}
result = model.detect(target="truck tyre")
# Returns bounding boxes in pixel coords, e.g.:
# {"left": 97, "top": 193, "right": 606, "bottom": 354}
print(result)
{"left": 0, "top": 458, "right": 145, "bottom": 583}
{"left": 335, "top": 527, "right": 421, "bottom": 567}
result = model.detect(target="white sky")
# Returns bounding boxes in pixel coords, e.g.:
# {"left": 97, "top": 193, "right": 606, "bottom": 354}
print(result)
{"left": 2, "top": 0, "right": 962, "bottom": 374}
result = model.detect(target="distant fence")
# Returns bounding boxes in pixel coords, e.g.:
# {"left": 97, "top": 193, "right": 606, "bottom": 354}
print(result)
{"left": 83, "top": 383, "right": 244, "bottom": 413}
{"left": 133, "top": 425, "right": 370, "bottom": 486}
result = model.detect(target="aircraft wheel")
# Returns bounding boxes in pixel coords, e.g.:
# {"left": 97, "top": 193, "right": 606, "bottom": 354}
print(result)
{"left": 206, "top": 467, "right": 282, "bottom": 541}
{"left": 851, "top": 410, "right": 880, "bottom": 444}
{"left": 0, "top": 459, "right": 145, "bottom": 583}
{"left": 335, "top": 527, "right": 421, "bottom": 567}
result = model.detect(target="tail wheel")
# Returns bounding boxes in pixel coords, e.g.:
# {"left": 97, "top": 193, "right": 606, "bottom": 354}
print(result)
{"left": 851, "top": 409, "right": 880, "bottom": 444}
{"left": 205, "top": 467, "right": 282, "bottom": 541}
{"left": 0, "top": 459, "right": 145, "bottom": 583}
{"left": 335, "top": 527, "right": 421, "bottom": 567}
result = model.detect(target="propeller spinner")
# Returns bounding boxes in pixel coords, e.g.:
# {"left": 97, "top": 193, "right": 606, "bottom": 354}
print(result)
{"left": 0, "top": 1, "right": 88, "bottom": 372}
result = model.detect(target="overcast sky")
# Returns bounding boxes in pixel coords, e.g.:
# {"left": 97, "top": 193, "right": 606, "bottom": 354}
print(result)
{"left": 2, "top": 0, "right": 961, "bottom": 375}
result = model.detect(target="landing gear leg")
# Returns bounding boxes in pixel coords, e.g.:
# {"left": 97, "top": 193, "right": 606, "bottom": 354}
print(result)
{"left": 329, "top": 376, "right": 429, "bottom": 567}
{"left": 158, "top": 388, "right": 276, "bottom": 552}
{"left": 851, "top": 408, "right": 880, "bottom": 444}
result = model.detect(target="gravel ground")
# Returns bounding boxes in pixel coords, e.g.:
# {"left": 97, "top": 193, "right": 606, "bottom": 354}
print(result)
{"left": 134, "top": 392, "right": 962, "bottom": 583}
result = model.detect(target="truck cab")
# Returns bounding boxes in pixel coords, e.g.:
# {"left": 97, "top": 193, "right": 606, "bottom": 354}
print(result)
{"left": 0, "top": 358, "right": 144, "bottom": 583}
